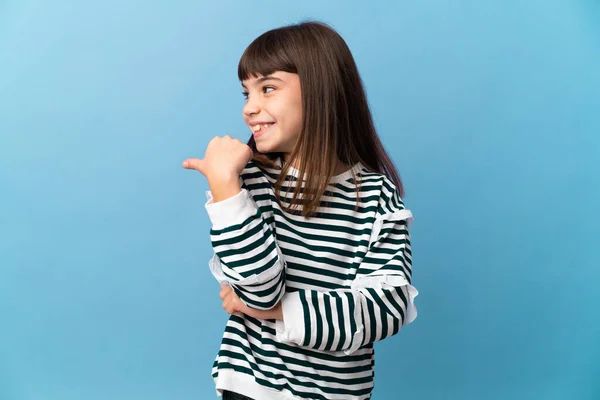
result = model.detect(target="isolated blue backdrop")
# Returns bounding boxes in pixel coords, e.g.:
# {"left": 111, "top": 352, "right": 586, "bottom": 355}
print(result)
{"left": 1, "top": 1, "right": 598, "bottom": 399}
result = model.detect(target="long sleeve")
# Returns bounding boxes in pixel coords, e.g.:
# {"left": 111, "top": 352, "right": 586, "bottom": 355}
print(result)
{"left": 206, "top": 188, "right": 286, "bottom": 310}
{"left": 275, "top": 209, "right": 418, "bottom": 354}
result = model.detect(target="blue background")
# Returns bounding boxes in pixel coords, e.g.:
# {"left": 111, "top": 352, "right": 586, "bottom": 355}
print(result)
{"left": 1, "top": 1, "right": 598, "bottom": 399}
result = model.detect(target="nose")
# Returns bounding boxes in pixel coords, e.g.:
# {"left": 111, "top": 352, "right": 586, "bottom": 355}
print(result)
{"left": 243, "top": 94, "right": 260, "bottom": 117}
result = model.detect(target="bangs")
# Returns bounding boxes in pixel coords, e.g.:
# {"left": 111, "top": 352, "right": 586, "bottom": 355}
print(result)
{"left": 238, "top": 28, "right": 298, "bottom": 81}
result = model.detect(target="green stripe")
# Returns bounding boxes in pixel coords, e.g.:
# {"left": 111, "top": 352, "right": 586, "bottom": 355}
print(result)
{"left": 377, "top": 261, "right": 411, "bottom": 277}
{"left": 323, "top": 296, "right": 335, "bottom": 351}
{"left": 221, "top": 240, "right": 277, "bottom": 269}
{"left": 220, "top": 252, "right": 278, "bottom": 280}
{"left": 214, "top": 361, "right": 254, "bottom": 376}
{"left": 216, "top": 353, "right": 373, "bottom": 398}
{"left": 276, "top": 193, "right": 379, "bottom": 213}
{"left": 360, "top": 256, "right": 389, "bottom": 267}
{"left": 382, "top": 287, "right": 404, "bottom": 334}
{"left": 210, "top": 209, "right": 261, "bottom": 235}
{"left": 311, "top": 291, "right": 323, "bottom": 349}
{"left": 277, "top": 235, "right": 363, "bottom": 261}
{"left": 371, "top": 239, "right": 409, "bottom": 253}
{"left": 277, "top": 248, "right": 357, "bottom": 279}
{"left": 365, "top": 292, "right": 377, "bottom": 343}
{"left": 220, "top": 339, "right": 372, "bottom": 386}
{"left": 274, "top": 220, "right": 371, "bottom": 248}
{"left": 250, "top": 193, "right": 378, "bottom": 227}
{"left": 249, "top": 186, "right": 380, "bottom": 209}
{"left": 331, "top": 292, "right": 347, "bottom": 351}
{"left": 265, "top": 207, "right": 374, "bottom": 236}
{"left": 396, "top": 286, "right": 408, "bottom": 321}
{"left": 300, "top": 291, "right": 312, "bottom": 347}
{"left": 360, "top": 303, "right": 368, "bottom": 347}
{"left": 367, "top": 287, "right": 388, "bottom": 341}
{"left": 211, "top": 216, "right": 273, "bottom": 247}
{"left": 346, "top": 291, "right": 357, "bottom": 347}
{"left": 375, "top": 225, "right": 409, "bottom": 239}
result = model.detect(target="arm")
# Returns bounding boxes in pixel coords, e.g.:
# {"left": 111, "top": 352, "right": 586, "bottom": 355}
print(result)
{"left": 181, "top": 136, "right": 284, "bottom": 310}
{"left": 206, "top": 185, "right": 286, "bottom": 311}
{"left": 275, "top": 211, "right": 418, "bottom": 354}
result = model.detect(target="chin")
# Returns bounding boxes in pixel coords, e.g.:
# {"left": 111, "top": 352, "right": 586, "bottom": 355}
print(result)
{"left": 256, "top": 141, "right": 279, "bottom": 154}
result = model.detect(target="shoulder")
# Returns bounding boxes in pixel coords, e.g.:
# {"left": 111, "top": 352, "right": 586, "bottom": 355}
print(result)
{"left": 356, "top": 165, "right": 406, "bottom": 218}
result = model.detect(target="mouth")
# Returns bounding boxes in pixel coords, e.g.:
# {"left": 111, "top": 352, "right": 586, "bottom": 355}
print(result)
{"left": 251, "top": 123, "right": 275, "bottom": 138}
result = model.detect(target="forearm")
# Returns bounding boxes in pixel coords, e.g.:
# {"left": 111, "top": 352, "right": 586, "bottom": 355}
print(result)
{"left": 275, "top": 285, "right": 412, "bottom": 353}
{"left": 206, "top": 188, "right": 286, "bottom": 309}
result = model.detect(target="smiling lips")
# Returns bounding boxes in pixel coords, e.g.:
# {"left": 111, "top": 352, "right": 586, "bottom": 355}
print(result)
{"left": 251, "top": 123, "right": 275, "bottom": 138}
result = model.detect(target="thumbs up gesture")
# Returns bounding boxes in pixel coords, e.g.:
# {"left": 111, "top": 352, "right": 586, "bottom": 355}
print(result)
{"left": 183, "top": 135, "right": 253, "bottom": 180}
{"left": 182, "top": 135, "right": 254, "bottom": 202}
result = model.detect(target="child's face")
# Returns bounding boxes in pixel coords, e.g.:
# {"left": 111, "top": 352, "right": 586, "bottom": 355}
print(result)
{"left": 242, "top": 71, "right": 303, "bottom": 159}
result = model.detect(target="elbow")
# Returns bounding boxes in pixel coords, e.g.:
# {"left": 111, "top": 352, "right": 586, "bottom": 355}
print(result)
{"left": 232, "top": 267, "right": 286, "bottom": 310}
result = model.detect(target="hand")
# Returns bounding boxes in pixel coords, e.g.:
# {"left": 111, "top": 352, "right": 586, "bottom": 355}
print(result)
{"left": 219, "top": 285, "right": 283, "bottom": 320}
{"left": 182, "top": 135, "right": 253, "bottom": 181}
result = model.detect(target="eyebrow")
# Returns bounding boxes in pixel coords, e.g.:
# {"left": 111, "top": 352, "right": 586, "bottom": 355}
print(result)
{"left": 241, "top": 75, "right": 284, "bottom": 89}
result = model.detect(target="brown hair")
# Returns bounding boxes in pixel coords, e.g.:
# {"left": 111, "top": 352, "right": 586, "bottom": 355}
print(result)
{"left": 238, "top": 20, "right": 404, "bottom": 218}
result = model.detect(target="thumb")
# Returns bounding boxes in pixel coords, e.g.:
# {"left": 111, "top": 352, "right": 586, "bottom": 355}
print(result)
{"left": 182, "top": 158, "right": 206, "bottom": 175}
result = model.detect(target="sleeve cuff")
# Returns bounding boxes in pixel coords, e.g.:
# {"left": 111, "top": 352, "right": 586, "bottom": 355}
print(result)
{"left": 352, "top": 274, "right": 419, "bottom": 325}
{"left": 205, "top": 188, "right": 258, "bottom": 230}
{"left": 275, "top": 291, "right": 306, "bottom": 345}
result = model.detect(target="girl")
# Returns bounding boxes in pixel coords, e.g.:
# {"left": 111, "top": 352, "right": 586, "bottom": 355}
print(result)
{"left": 183, "top": 20, "right": 418, "bottom": 400}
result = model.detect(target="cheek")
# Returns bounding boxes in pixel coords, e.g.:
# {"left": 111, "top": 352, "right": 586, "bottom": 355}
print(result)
{"left": 289, "top": 108, "right": 303, "bottom": 137}
{"left": 292, "top": 96, "right": 303, "bottom": 130}
{"left": 280, "top": 100, "right": 302, "bottom": 134}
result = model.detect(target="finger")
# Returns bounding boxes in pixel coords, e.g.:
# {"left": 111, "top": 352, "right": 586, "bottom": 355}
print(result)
{"left": 224, "top": 292, "right": 240, "bottom": 313}
{"left": 232, "top": 297, "right": 246, "bottom": 314}
{"left": 182, "top": 158, "right": 206, "bottom": 175}
{"left": 222, "top": 298, "right": 231, "bottom": 313}
{"left": 223, "top": 291, "right": 237, "bottom": 313}
{"left": 219, "top": 289, "right": 226, "bottom": 300}
{"left": 224, "top": 291, "right": 236, "bottom": 308}
{"left": 219, "top": 285, "right": 233, "bottom": 300}
{"left": 225, "top": 299, "right": 236, "bottom": 315}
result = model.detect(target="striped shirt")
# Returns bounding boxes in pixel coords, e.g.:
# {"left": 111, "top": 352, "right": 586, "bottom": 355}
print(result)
{"left": 204, "top": 158, "right": 418, "bottom": 400}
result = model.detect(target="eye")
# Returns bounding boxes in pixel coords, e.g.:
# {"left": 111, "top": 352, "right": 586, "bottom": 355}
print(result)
{"left": 241, "top": 91, "right": 249, "bottom": 100}
{"left": 263, "top": 86, "right": 275, "bottom": 94}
